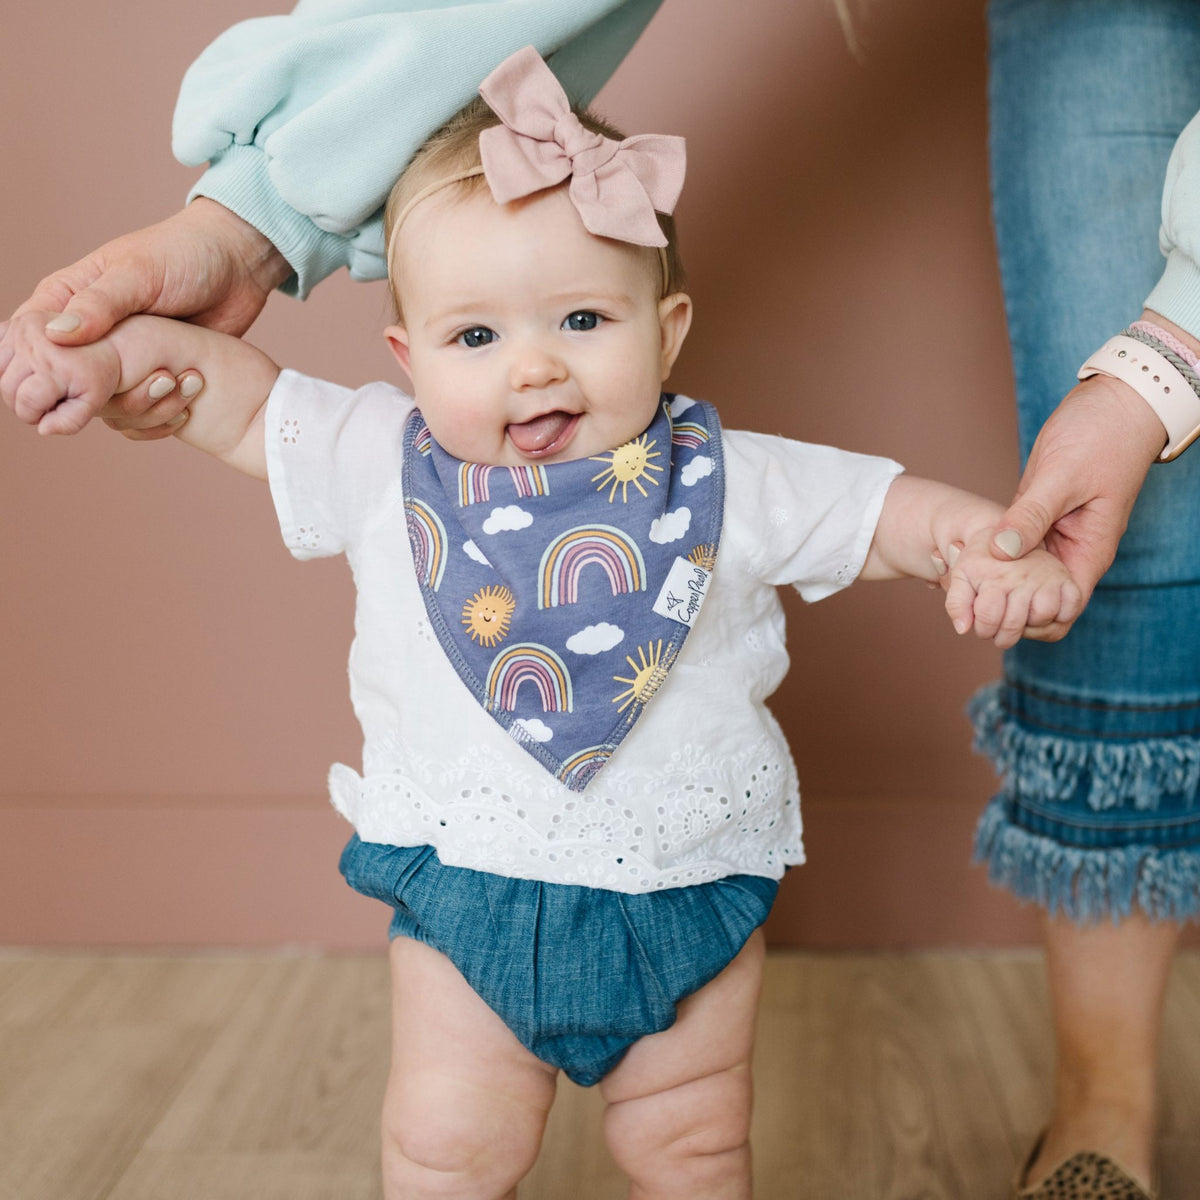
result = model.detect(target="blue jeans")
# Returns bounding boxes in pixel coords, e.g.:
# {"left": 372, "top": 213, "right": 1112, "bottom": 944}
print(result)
{"left": 977, "top": 0, "right": 1200, "bottom": 921}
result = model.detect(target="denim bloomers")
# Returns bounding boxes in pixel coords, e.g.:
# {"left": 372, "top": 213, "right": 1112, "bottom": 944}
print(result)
{"left": 978, "top": 0, "right": 1200, "bottom": 921}
{"left": 339, "top": 835, "right": 777, "bottom": 1085}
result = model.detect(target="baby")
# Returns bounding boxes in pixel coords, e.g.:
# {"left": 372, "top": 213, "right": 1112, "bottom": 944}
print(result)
{"left": 0, "top": 47, "right": 1078, "bottom": 1200}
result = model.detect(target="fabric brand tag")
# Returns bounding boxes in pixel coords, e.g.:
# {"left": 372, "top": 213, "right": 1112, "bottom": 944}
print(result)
{"left": 653, "top": 556, "right": 712, "bottom": 627}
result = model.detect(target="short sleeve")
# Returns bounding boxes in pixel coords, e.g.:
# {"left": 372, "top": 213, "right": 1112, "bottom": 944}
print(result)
{"left": 264, "top": 369, "right": 415, "bottom": 559}
{"left": 721, "top": 429, "right": 903, "bottom": 602}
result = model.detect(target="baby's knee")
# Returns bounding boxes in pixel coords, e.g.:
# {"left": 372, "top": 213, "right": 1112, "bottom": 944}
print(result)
{"left": 604, "top": 1063, "right": 754, "bottom": 1191}
{"left": 381, "top": 1093, "right": 542, "bottom": 1200}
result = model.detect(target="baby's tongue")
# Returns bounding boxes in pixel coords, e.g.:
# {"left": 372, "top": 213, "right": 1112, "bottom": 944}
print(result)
{"left": 507, "top": 411, "right": 572, "bottom": 454}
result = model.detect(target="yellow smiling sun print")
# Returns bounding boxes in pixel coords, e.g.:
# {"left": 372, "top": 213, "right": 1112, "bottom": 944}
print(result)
{"left": 462, "top": 585, "right": 516, "bottom": 647}
{"left": 612, "top": 639, "right": 672, "bottom": 714}
{"left": 590, "top": 435, "right": 664, "bottom": 502}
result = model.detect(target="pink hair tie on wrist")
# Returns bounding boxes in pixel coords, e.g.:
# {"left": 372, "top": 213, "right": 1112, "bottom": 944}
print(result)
{"left": 1127, "top": 319, "right": 1200, "bottom": 369}
{"left": 478, "top": 46, "right": 686, "bottom": 248}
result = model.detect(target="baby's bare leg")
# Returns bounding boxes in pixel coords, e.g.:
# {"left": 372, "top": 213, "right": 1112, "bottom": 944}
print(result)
{"left": 600, "top": 931, "right": 765, "bottom": 1200}
{"left": 383, "top": 937, "right": 558, "bottom": 1200}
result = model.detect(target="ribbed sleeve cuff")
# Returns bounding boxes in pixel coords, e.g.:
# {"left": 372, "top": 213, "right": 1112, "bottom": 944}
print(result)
{"left": 1144, "top": 249, "right": 1200, "bottom": 341}
{"left": 187, "top": 145, "right": 353, "bottom": 299}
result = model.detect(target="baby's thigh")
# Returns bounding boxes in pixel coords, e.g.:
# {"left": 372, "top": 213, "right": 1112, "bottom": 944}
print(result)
{"left": 599, "top": 931, "right": 764, "bottom": 1184}
{"left": 382, "top": 937, "right": 558, "bottom": 1200}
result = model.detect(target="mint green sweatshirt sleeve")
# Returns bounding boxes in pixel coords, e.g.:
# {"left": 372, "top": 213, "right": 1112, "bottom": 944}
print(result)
{"left": 1145, "top": 110, "right": 1200, "bottom": 337}
{"left": 172, "top": 0, "right": 665, "bottom": 297}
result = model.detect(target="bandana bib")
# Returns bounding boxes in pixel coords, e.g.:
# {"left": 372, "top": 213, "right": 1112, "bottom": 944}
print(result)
{"left": 402, "top": 396, "right": 725, "bottom": 790}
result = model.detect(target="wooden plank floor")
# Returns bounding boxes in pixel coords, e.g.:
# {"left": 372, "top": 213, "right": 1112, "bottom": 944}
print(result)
{"left": 1, "top": 950, "right": 1197, "bottom": 1199}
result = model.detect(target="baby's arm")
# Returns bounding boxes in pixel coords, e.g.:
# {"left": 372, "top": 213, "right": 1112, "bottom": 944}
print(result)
{"left": 861, "top": 475, "right": 1082, "bottom": 649}
{"left": 1, "top": 311, "right": 278, "bottom": 478}
{"left": 106, "top": 316, "right": 278, "bottom": 478}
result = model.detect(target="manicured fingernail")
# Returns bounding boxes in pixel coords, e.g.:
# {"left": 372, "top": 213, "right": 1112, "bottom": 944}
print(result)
{"left": 994, "top": 529, "right": 1022, "bottom": 558}
{"left": 931, "top": 553, "right": 947, "bottom": 577}
{"left": 167, "top": 411, "right": 190, "bottom": 428}
{"left": 148, "top": 377, "right": 174, "bottom": 400}
{"left": 46, "top": 313, "right": 81, "bottom": 333}
{"left": 179, "top": 374, "right": 203, "bottom": 399}
{"left": 946, "top": 544, "right": 960, "bottom": 567}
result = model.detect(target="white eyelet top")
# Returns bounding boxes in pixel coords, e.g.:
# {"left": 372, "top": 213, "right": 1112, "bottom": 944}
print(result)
{"left": 265, "top": 370, "right": 903, "bottom": 893}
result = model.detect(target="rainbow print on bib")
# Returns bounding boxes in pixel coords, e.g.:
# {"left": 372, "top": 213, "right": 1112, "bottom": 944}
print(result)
{"left": 402, "top": 396, "right": 724, "bottom": 790}
{"left": 538, "top": 526, "right": 647, "bottom": 609}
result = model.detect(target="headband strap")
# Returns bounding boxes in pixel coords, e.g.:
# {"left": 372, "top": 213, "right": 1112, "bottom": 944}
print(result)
{"left": 386, "top": 167, "right": 673, "bottom": 296}
{"left": 385, "top": 165, "right": 487, "bottom": 270}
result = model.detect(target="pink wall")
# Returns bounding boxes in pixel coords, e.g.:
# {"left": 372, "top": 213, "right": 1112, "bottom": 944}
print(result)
{"left": 0, "top": 0, "right": 1099, "bottom": 947}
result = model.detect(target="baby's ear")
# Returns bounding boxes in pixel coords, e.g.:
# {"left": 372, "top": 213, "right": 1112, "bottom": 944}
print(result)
{"left": 657, "top": 293, "right": 693, "bottom": 379}
{"left": 383, "top": 324, "right": 412, "bottom": 376}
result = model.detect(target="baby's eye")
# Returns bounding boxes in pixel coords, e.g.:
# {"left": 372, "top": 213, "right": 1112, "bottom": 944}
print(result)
{"left": 457, "top": 326, "right": 496, "bottom": 348}
{"left": 562, "top": 311, "right": 602, "bottom": 332}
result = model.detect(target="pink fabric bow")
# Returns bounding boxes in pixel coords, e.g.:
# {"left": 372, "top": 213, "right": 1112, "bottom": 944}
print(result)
{"left": 478, "top": 46, "right": 685, "bottom": 248}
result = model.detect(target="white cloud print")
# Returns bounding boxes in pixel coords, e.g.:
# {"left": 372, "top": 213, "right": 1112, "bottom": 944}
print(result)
{"left": 681, "top": 456, "right": 714, "bottom": 487}
{"left": 566, "top": 622, "right": 625, "bottom": 655}
{"left": 462, "top": 539, "right": 491, "bottom": 566}
{"left": 512, "top": 718, "right": 553, "bottom": 743}
{"left": 482, "top": 505, "right": 533, "bottom": 535}
{"left": 649, "top": 506, "right": 692, "bottom": 544}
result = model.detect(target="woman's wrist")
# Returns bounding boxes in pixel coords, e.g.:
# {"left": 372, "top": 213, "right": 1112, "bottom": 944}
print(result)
{"left": 186, "top": 198, "right": 291, "bottom": 295}
{"left": 1077, "top": 308, "right": 1200, "bottom": 460}
{"left": 1071, "top": 371, "right": 1168, "bottom": 467}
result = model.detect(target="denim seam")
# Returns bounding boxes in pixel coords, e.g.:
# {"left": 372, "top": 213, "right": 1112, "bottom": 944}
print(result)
{"left": 1010, "top": 796, "right": 1200, "bottom": 832}
{"left": 1007, "top": 676, "right": 1200, "bottom": 717}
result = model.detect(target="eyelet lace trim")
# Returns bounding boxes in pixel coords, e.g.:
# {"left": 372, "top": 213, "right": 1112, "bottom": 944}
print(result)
{"left": 331, "top": 738, "right": 802, "bottom": 892}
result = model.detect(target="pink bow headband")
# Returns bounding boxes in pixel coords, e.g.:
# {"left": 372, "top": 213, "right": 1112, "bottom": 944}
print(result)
{"left": 386, "top": 46, "right": 686, "bottom": 275}
{"left": 478, "top": 45, "right": 685, "bottom": 247}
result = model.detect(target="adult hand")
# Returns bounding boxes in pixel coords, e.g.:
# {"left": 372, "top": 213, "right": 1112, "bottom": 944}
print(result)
{"left": 0, "top": 309, "right": 205, "bottom": 439}
{"left": 9, "top": 198, "right": 286, "bottom": 438}
{"left": 98, "top": 371, "right": 204, "bottom": 441}
{"left": 988, "top": 319, "right": 1182, "bottom": 625}
{"left": 11, "top": 198, "right": 290, "bottom": 345}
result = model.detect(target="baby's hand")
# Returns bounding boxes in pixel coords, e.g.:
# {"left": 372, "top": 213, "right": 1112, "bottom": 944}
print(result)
{"left": 943, "top": 528, "right": 1082, "bottom": 650}
{"left": 0, "top": 311, "right": 123, "bottom": 435}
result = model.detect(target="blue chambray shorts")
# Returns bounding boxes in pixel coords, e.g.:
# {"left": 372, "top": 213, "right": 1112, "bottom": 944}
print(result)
{"left": 979, "top": 0, "right": 1200, "bottom": 922}
{"left": 338, "top": 835, "right": 778, "bottom": 1086}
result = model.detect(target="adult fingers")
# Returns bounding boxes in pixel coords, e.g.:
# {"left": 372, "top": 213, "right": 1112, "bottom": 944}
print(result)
{"left": 35, "top": 262, "right": 158, "bottom": 346}
{"left": 1020, "top": 619, "right": 1072, "bottom": 643}
{"left": 100, "top": 372, "right": 203, "bottom": 440}
{"left": 117, "top": 413, "right": 191, "bottom": 442}
{"left": 989, "top": 486, "right": 1060, "bottom": 564}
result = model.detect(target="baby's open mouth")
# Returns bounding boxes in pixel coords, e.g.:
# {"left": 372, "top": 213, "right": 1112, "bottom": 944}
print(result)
{"left": 506, "top": 411, "right": 579, "bottom": 456}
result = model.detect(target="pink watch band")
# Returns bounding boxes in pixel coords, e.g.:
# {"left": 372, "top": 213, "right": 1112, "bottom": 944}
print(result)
{"left": 1077, "top": 334, "right": 1200, "bottom": 461}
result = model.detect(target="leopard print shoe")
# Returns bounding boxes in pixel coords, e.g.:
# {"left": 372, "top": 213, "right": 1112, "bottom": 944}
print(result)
{"left": 1012, "top": 1135, "right": 1157, "bottom": 1200}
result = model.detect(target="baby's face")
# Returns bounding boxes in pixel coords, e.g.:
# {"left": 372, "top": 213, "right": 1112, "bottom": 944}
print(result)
{"left": 385, "top": 186, "right": 691, "bottom": 466}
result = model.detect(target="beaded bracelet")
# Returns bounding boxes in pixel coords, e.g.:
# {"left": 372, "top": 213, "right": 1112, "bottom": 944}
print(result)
{"left": 1078, "top": 322, "right": 1200, "bottom": 461}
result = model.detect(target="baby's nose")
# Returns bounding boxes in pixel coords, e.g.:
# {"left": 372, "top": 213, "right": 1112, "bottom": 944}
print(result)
{"left": 509, "top": 343, "right": 567, "bottom": 389}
